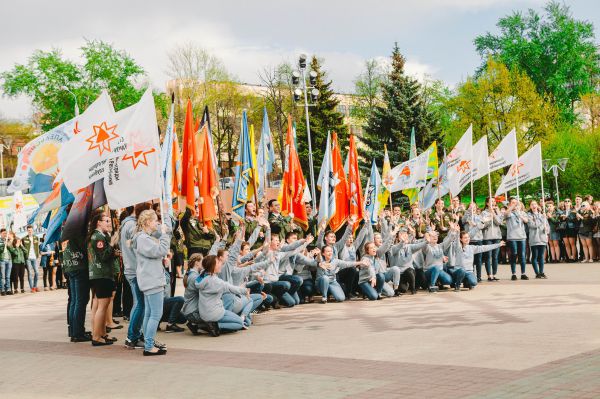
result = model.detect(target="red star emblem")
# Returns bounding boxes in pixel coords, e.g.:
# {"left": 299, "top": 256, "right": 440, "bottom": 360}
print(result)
{"left": 86, "top": 122, "right": 119, "bottom": 156}
{"left": 74, "top": 187, "right": 92, "bottom": 212}
{"left": 456, "top": 160, "right": 471, "bottom": 173}
{"left": 73, "top": 121, "right": 81, "bottom": 135}
{"left": 510, "top": 161, "right": 524, "bottom": 177}
{"left": 122, "top": 148, "right": 156, "bottom": 170}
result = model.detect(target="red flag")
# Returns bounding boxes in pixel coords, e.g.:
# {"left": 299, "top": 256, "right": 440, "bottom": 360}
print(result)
{"left": 181, "top": 100, "right": 196, "bottom": 209}
{"left": 197, "top": 125, "right": 218, "bottom": 227}
{"left": 329, "top": 132, "right": 349, "bottom": 232}
{"left": 348, "top": 134, "right": 364, "bottom": 226}
{"left": 171, "top": 125, "right": 182, "bottom": 211}
{"left": 280, "top": 116, "right": 308, "bottom": 230}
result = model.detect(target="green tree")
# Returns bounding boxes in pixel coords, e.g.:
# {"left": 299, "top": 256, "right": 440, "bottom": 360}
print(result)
{"left": 444, "top": 58, "right": 557, "bottom": 153}
{"left": 351, "top": 58, "right": 383, "bottom": 124}
{"left": 474, "top": 1, "right": 599, "bottom": 122}
{"left": 1, "top": 40, "right": 147, "bottom": 130}
{"left": 296, "top": 56, "right": 347, "bottom": 178}
{"left": 360, "top": 43, "right": 438, "bottom": 169}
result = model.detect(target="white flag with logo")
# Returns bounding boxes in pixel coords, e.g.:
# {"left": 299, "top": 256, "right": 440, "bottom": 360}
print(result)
{"left": 388, "top": 151, "right": 428, "bottom": 193}
{"left": 488, "top": 129, "right": 517, "bottom": 173}
{"left": 317, "top": 133, "right": 338, "bottom": 225}
{"left": 495, "top": 142, "right": 542, "bottom": 196}
{"left": 446, "top": 125, "right": 473, "bottom": 196}
{"left": 103, "top": 90, "right": 162, "bottom": 209}
{"left": 472, "top": 135, "right": 490, "bottom": 181}
{"left": 58, "top": 91, "right": 125, "bottom": 192}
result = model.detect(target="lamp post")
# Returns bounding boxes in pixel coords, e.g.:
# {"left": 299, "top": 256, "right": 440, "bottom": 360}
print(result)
{"left": 542, "top": 158, "right": 568, "bottom": 204}
{"left": 61, "top": 85, "right": 80, "bottom": 116}
{"left": 292, "top": 54, "right": 319, "bottom": 213}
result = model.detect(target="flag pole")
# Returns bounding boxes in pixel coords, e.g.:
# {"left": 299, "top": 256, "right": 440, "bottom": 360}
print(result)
{"left": 514, "top": 131, "right": 521, "bottom": 202}
{"left": 539, "top": 144, "right": 546, "bottom": 214}
{"left": 486, "top": 135, "right": 494, "bottom": 229}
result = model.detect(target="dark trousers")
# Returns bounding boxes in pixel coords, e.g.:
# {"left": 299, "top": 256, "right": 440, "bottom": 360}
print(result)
{"left": 43, "top": 266, "right": 54, "bottom": 287}
{"left": 56, "top": 265, "right": 64, "bottom": 288}
{"left": 12, "top": 263, "right": 25, "bottom": 291}
{"left": 65, "top": 270, "right": 90, "bottom": 338}
{"left": 122, "top": 276, "right": 133, "bottom": 316}
{"left": 415, "top": 268, "right": 428, "bottom": 290}
{"left": 398, "top": 268, "right": 416, "bottom": 293}
{"left": 162, "top": 296, "right": 186, "bottom": 324}
{"left": 336, "top": 267, "right": 359, "bottom": 297}
{"left": 113, "top": 276, "right": 123, "bottom": 315}
{"left": 470, "top": 240, "right": 483, "bottom": 279}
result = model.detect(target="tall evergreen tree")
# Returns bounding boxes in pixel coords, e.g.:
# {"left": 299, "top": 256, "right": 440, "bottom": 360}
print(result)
{"left": 359, "top": 43, "right": 437, "bottom": 172}
{"left": 296, "top": 56, "right": 348, "bottom": 180}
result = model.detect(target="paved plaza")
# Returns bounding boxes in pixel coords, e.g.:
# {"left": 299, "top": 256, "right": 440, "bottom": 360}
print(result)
{"left": 2, "top": 262, "right": 600, "bottom": 398}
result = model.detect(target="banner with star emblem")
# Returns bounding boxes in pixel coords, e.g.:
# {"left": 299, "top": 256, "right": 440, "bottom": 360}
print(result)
{"left": 58, "top": 90, "right": 119, "bottom": 192}
{"left": 495, "top": 142, "right": 542, "bottom": 197}
{"left": 103, "top": 89, "right": 161, "bottom": 209}
{"left": 446, "top": 125, "right": 473, "bottom": 197}
{"left": 488, "top": 128, "right": 518, "bottom": 173}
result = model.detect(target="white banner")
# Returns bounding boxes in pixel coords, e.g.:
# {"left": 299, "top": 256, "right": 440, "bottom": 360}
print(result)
{"left": 388, "top": 151, "right": 428, "bottom": 193}
{"left": 446, "top": 125, "right": 473, "bottom": 196}
{"left": 316, "top": 133, "right": 338, "bottom": 225}
{"left": 495, "top": 142, "right": 542, "bottom": 196}
{"left": 488, "top": 129, "right": 517, "bottom": 173}
{"left": 103, "top": 90, "right": 161, "bottom": 209}
{"left": 472, "top": 135, "right": 490, "bottom": 181}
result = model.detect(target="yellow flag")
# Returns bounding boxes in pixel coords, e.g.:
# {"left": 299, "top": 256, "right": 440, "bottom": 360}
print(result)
{"left": 378, "top": 144, "right": 391, "bottom": 210}
{"left": 247, "top": 124, "right": 259, "bottom": 201}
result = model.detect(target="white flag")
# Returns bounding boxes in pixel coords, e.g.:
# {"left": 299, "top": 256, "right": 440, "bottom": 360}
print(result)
{"left": 495, "top": 143, "right": 542, "bottom": 197}
{"left": 472, "top": 136, "right": 490, "bottom": 181}
{"left": 58, "top": 91, "right": 123, "bottom": 192}
{"left": 488, "top": 129, "right": 517, "bottom": 173}
{"left": 103, "top": 90, "right": 161, "bottom": 209}
{"left": 446, "top": 125, "right": 473, "bottom": 196}
{"left": 364, "top": 159, "right": 381, "bottom": 224}
{"left": 388, "top": 151, "right": 428, "bottom": 193}
{"left": 317, "top": 133, "right": 338, "bottom": 225}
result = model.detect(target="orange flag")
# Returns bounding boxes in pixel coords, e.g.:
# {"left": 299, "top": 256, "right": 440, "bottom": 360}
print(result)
{"left": 197, "top": 125, "right": 218, "bottom": 227}
{"left": 347, "top": 134, "right": 364, "bottom": 226}
{"left": 329, "top": 132, "right": 349, "bottom": 232}
{"left": 280, "top": 116, "right": 308, "bottom": 230}
{"left": 181, "top": 100, "right": 196, "bottom": 209}
{"left": 171, "top": 126, "right": 182, "bottom": 211}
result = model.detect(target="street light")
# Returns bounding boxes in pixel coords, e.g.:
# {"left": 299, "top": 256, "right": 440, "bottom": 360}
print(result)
{"left": 61, "top": 85, "right": 80, "bottom": 116}
{"left": 543, "top": 158, "right": 568, "bottom": 204}
{"left": 292, "top": 53, "right": 320, "bottom": 214}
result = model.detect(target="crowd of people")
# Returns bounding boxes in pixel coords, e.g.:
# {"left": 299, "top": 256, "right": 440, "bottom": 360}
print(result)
{"left": 1, "top": 193, "right": 599, "bottom": 357}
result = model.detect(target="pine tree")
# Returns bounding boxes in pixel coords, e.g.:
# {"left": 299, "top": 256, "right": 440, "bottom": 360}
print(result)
{"left": 296, "top": 56, "right": 348, "bottom": 179}
{"left": 359, "top": 43, "right": 437, "bottom": 173}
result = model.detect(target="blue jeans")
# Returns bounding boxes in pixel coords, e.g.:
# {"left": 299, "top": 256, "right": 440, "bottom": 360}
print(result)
{"left": 463, "top": 271, "right": 478, "bottom": 288}
{"left": 65, "top": 270, "right": 90, "bottom": 338}
{"left": 299, "top": 279, "right": 316, "bottom": 301}
{"left": 531, "top": 245, "right": 546, "bottom": 275}
{"left": 447, "top": 267, "right": 466, "bottom": 288}
{"left": 425, "top": 267, "right": 452, "bottom": 287}
{"left": 265, "top": 280, "right": 294, "bottom": 307}
{"left": 509, "top": 240, "right": 527, "bottom": 275}
{"left": 26, "top": 258, "right": 39, "bottom": 289}
{"left": 470, "top": 241, "right": 483, "bottom": 279}
{"left": 0, "top": 259, "right": 12, "bottom": 292}
{"left": 316, "top": 276, "right": 346, "bottom": 302}
{"left": 358, "top": 274, "right": 384, "bottom": 300}
{"left": 382, "top": 267, "right": 401, "bottom": 288}
{"left": 162, "top": 296, "right": 185, "bottom": 324}
{"left": 279, "top": 274, "right": 303, "bottom": 305}
{"left": 218, "top": 310, "right": 244, "bottom": 331}
{"left": 126, "top": 276, "right": 145, "bottom": 341}
{"left": 483, "top": 239, "right": 501, "bottom": 276}
{"left": 142, "top": 292, "right": 164, "bottom": 351}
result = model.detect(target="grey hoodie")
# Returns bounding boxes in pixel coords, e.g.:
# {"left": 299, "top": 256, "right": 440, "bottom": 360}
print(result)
{"left": 505, "top": 210, "right": 528, "bottom": 241}
{"left": 480, "top": 209, "right": 503, "bottom": 240}
{"left": 389, "top": 239, "right": 428, "bottom": 273}
{"left": 527, "top": 212, "right": 549, "bottom": 246}
{"left": 120, "top": 216, "right": 137, "bottom": 277}
{"left": 132, "top": 230, "right": 171, "bottom": 295}
{"left": 195, "top": 273, "right": 247, "bottom": 322}
{"left": 181, "top": 269, "right": 200, "bottom": 316}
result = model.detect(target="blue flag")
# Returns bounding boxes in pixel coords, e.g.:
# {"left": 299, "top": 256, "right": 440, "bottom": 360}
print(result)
{"left": 42, "top": 204, "right": 69, "bottom": 249}
{"left": 257, "top": 107, "right": 275, "bottom": 201}
{"left": 160, "top": 102, "right": 175, "bottom": 218}
{"left": 364, "top": 159, "right": 381, "bottom": 225}
{"left": 232, "top": 110, "right": 254, "bottom": 217}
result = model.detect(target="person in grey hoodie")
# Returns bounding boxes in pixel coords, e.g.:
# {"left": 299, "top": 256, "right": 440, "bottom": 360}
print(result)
{"left": 462, "top": 203, "right": 486, "bottom": 282}
{"left": 121, "top": 203, "right": 152, "bottom": 349}
{"left": 481, "top": 197, "right": 504, "bottom": 281}
{"left": 505, "top": 198, "right": 530, "bottom": 280}
{"left": 132, "top": 210, "right": 171, "bottom": 356}
{"left": 195, "top": 254, "right": 249, "bottom": 332}
{"left": 448, "top": 231, "right": 504, "bottom": 290}
{"left": 388, "top": 229, "right": 428, "bottom": 294}
{"left": 527, "top": 200, "right": 549, "bottom": 279}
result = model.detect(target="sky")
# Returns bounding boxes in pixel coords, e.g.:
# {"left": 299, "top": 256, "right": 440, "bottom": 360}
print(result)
{"left": 0, "top": 0, "right": 599, "bottom": 121}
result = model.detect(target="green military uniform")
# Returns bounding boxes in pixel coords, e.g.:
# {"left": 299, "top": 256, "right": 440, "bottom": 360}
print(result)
{"left": 243, "top": 217, "right": 265, "bottom": 250}
{"left": 431, "top": 211, "right": 451, "bottom": 239}
{"left": 8, "top": 245, "right": 26, "bottom": 265}
{"left": 22, "top": 235, "right": 40, "bottom": 258}
{"left": 62, "top": 236, "right": 88, "bottom": 275}
{"left": 180, "top": 207, "right": 217, "bottom": 256}
{"left": 87, "top": 230, "right": 116, "bottom": 281}
{"left": 268, "top": 212, "right": 302, "bottom": 240}
{"left": 408, "top": 217, "right": 428, "bottom": 239}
